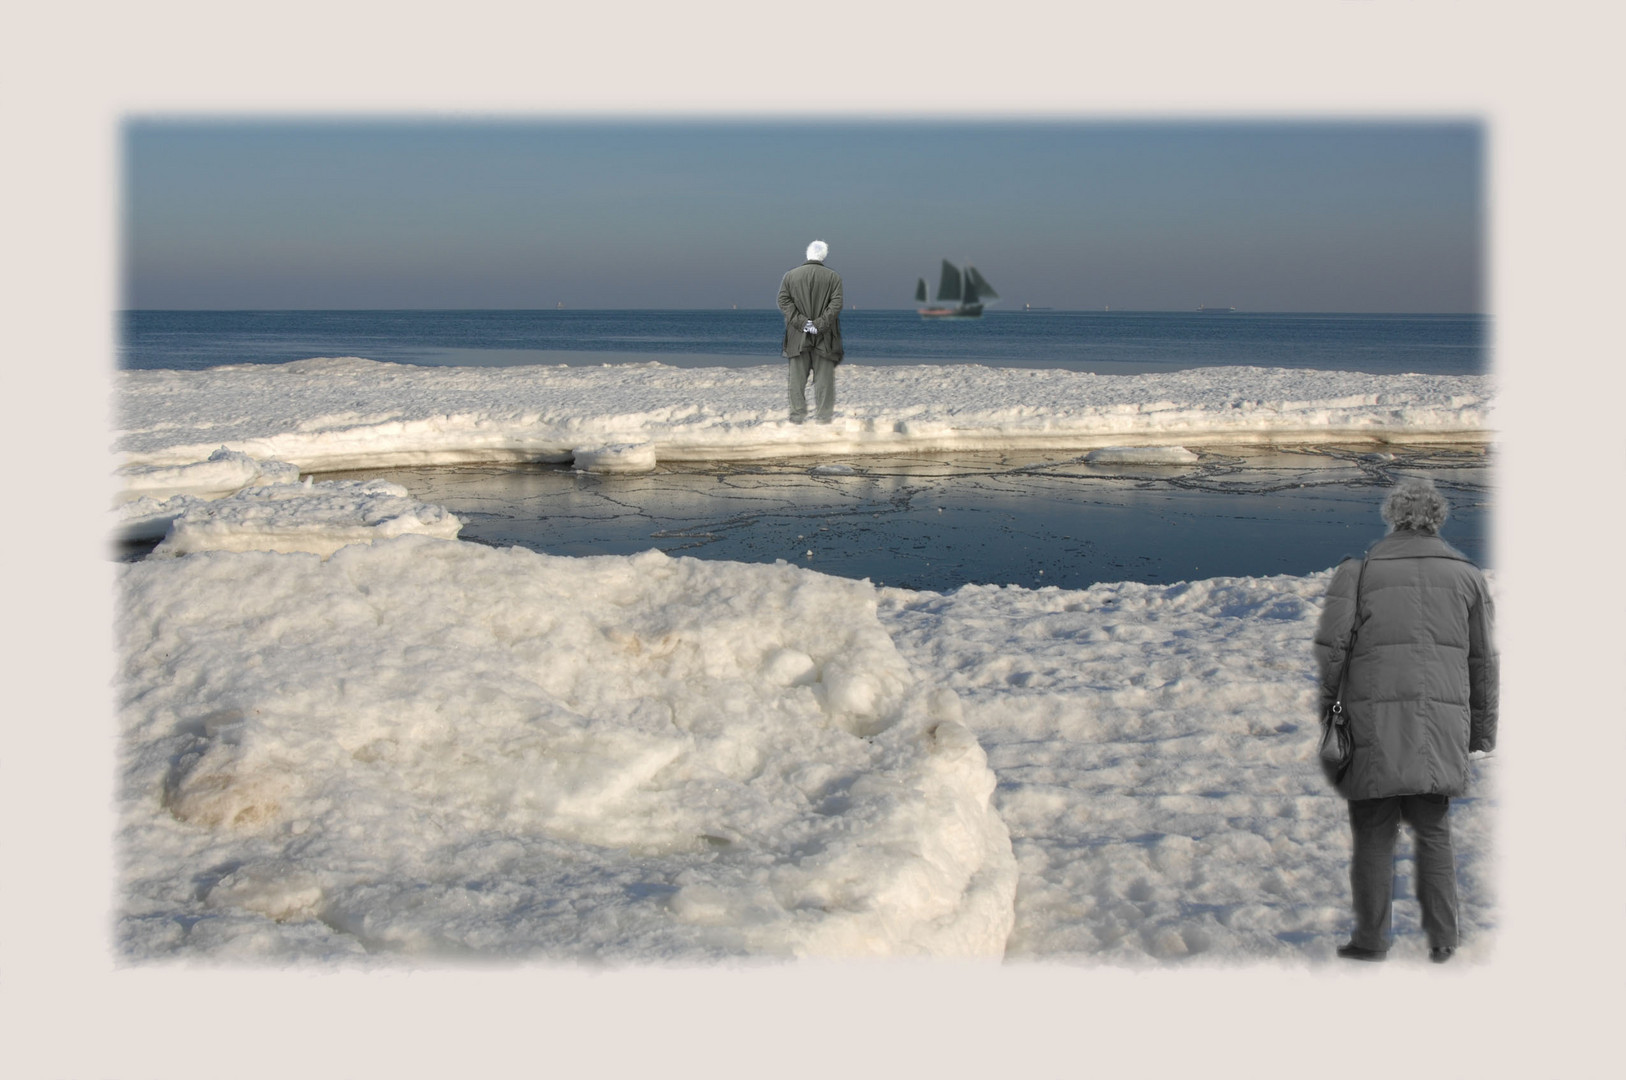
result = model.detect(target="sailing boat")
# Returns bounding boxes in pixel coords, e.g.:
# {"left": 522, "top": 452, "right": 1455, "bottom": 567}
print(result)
{"left": 916, "top": 259, "right": 999, "bottom": 318}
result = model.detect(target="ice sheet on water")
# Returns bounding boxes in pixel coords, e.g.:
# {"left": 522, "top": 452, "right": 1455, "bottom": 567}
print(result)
{"left": 116, "top": 538, "right": 1017, "bottom": 962}
{"left": 114, "top": 359, "right": 1493, "bottom": 494}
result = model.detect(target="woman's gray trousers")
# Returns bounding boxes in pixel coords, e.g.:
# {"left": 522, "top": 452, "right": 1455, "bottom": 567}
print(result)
{"left": 1348, "top": 794, "right": 1460, "bottom": 952}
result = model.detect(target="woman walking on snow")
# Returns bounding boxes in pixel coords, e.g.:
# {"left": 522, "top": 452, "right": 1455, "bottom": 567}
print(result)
{"left": 1314, "top": 477, "right": 1498, "bottom": 964}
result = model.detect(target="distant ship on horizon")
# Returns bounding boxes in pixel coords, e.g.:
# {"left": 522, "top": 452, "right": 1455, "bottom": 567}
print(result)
{"left": 1197, "top": 304, "right": 1237, "bottom": 313}
{"left": 916, "top": 260, "right": 999, "bottom": 318}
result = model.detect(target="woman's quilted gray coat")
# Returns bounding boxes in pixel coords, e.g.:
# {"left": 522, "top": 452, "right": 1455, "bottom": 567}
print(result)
{"left": 1314, "top": 529, "right": 1498, "bottom": 800}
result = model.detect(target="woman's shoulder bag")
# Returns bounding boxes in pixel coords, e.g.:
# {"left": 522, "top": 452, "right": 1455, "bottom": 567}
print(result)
{"left": 1319, "top": 555, "right": 1369, "bottom": 787}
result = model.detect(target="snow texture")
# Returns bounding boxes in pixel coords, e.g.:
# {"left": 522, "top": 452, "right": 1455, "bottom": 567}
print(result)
{"left": 877, "top": 575, "right": 1497, "bottom": 963}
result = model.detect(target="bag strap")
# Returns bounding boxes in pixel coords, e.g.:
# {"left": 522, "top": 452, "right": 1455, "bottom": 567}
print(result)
{"left": 1331, "top": 555, "right": 1370, "bottom": 716}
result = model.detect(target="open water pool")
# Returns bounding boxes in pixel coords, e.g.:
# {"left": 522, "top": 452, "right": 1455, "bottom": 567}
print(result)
{"left": 315, "top": 443, "right": 1491, "bottom": 592}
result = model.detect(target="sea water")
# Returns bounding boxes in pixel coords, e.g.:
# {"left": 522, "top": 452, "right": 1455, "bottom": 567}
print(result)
{"left": 119, "top": 309, "right": 1488, "bottom": 376}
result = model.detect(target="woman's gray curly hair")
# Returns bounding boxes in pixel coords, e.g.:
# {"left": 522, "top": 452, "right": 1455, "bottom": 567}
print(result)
{"left": 1381, "top": 477, "right": 1449, "bottom": 534}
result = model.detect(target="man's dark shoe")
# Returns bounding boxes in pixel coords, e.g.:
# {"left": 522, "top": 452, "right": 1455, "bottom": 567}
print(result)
{"left": 1429, "top": 946, "right": 1455, "bottom": 964}
{"left": 1336, "top": 942, "right": 1387, "bottom": 962}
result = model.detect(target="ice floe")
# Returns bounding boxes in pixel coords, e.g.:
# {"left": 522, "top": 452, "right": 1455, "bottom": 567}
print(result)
{"left": 118, "top": 446, "right": 302, "bottom": 500}
{"left": 149, "top": 478, "right": 464, "bottom": 558}
{"left": 1084, "top": 446, "right": 1200, "bottom": 465}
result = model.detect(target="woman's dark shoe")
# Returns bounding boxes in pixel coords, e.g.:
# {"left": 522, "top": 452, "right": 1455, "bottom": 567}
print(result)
{"left": 1336, "top": 942, "right": 1387, "bottom": 962}
{"left": 1429, "top": 947, "right": 1455, "bottom": 964}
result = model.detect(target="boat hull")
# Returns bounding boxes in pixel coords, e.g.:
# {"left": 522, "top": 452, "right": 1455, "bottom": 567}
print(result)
{"left": 918, "top": 305, "right": 983, "bottom": 319}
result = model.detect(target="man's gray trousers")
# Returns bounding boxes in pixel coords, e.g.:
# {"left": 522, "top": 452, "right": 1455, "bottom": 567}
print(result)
{"left": 788, "top": 352, "right": 836, "bottom": 423}
{"left": 1348, "top": 794, "right": 1460, "bottom": 952}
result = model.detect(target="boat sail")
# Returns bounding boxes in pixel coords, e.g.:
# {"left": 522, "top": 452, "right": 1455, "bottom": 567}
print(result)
{"left": 917, "top": 259, "right": 999, "bottom": 318}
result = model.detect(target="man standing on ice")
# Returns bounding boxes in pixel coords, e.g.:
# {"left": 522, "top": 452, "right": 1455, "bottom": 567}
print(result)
{"left": 777, "top": 239, "right": 844, "bottom": 424}
{"left": 1314, "top": 477, "right": 1497, "bottom": 965}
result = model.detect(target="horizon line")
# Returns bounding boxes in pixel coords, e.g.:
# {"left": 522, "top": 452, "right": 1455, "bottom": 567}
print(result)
{"left": 119, "top": 307, "right": 1490, "bottom": 316}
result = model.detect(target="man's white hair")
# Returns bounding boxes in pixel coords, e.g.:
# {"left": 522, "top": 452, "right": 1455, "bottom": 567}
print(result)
{"left": 806, "top": 240, "right": 829, "bottom": 262}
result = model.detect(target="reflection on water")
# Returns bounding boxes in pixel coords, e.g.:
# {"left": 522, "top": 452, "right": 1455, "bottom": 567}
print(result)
{"left": 318, "top": 444, "right": 1491, "bottom": 592}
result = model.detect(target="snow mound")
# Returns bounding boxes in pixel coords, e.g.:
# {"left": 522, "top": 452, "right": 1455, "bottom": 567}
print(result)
{"left": 116, "top": 539, "right": 1017, "bottom": 962}
{"left": 150, "top": 478, "right": 463, "bottom": 558}
{"left": 1084, "top": 445, "right": 1199, "bottom": 465}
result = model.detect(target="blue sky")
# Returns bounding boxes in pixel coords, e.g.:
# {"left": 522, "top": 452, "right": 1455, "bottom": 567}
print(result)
{"left": 123, "top": 120, "right": 1483, "bottom": 312}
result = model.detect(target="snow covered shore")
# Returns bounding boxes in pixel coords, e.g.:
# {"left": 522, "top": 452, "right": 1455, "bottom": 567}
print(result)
{"left": 114, "top": 533, "right": 1495, "bottom": 965}
{"left": 111, "top": 358, "right": 1498, "bottom": 965}
{"left": 115, "top": 358, "right": 1493, "bottom": 492}
{"left": 880, "top": 576, "right": 1495, "bottom": 961}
